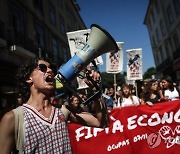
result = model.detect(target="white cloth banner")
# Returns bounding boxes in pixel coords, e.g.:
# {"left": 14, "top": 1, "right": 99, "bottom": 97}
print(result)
{"left": 106, "top": 42, "right": 124, "bottom": 74}
{"left": 126, "top": 48, "right": 143, "bottom": 80}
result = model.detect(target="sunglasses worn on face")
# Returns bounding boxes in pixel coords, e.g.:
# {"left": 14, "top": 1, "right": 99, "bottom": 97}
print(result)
{"left": 37, "top": 64, "right": 57, "bottom": 74}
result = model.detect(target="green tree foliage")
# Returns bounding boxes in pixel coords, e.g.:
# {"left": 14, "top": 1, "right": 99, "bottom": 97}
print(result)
{"left": 100, "top": 72, "right": 125, "bottom": 88}
{"left": 143, "top": 67, "right": 156, "bottom": 80}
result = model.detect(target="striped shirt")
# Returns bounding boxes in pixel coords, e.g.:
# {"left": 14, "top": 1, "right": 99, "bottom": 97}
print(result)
{"left": 22, "top": 104, "right": 72, "bottom": 153}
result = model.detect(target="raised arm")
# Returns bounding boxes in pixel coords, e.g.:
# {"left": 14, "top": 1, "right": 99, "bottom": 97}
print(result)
{"left": 67, "top": 98, "right": 109, "bottom": 128}
{"left": 0, "top": 111, "right": 15, "bottom": 154}
{"left": 64, "top": 66, "right": 109, "bottom": 128}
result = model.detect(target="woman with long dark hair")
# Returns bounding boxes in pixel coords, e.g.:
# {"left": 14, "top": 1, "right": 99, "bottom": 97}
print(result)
{"left": 161, "top": 76, "right": 179, "bottom": 101}
{"left": 141, "top": 79, "right": 164, "bottom": 106}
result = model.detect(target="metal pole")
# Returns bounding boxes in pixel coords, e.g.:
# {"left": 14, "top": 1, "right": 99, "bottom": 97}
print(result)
{"left": 135, "top": 80, "right": 138, "bottom": 96}
{"left": 114, "top": 74, "right": 117, "bottom": 102}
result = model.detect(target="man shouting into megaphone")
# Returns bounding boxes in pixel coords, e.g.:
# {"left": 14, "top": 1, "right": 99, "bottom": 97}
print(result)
{"left": 0, "top": 57, "right": 109, "bottom": 154}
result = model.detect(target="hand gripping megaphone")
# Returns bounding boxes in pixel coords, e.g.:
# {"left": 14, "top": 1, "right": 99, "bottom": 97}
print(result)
{"left": 57, "top": 24, "right": 118, "bottom": 81}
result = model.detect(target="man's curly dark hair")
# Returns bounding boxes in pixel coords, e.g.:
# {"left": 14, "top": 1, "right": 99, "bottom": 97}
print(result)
{"left": 16, "top": 57, "right": 57, "bottom": 103}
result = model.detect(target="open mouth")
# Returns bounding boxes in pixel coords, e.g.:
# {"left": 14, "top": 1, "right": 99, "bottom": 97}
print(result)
{"left": 45, "top": 75, "right": 54, "bottom": 84}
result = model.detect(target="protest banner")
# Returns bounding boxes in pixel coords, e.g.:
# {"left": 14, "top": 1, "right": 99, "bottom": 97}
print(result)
{"left": 106, "top": 42, "right": 123, "bottom": 74}
{"left": 66, "top": 29, "right": 103, "bottom": 89}
{"left": 68, "top": 100, "right": 180, "bottom": 154}
{"left": 126, "top": 48, "right": 143, "bottom": 80}
{"left": 66, "top": 29, "right": 103, "bottom": 65}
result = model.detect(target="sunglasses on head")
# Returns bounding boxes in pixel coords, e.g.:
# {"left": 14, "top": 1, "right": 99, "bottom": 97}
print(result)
{"left": 37, "top": 63, "right": 57, "bottom": 74}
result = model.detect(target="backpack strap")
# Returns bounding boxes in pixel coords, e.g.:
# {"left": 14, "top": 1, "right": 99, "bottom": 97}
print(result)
{"left": 12, "top": 106, "right": 24, "bottom": 153}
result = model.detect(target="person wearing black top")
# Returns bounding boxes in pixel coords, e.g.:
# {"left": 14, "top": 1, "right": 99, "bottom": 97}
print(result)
{"left": 141, "top": 79, "right": 164, "bottom": 106}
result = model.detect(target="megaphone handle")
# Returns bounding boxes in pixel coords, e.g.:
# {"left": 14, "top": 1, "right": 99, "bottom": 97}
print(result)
{"left": 85, "top": 73, "right": 100, "bottom": 90}
{"left": 83, "top": 90, "right": 102, "bottom": 105}
{"left": 60, "top": 80, "right": 84, "bottom": 104}
{"left": 91, "top": 60, "right": 98, "bottom": 70}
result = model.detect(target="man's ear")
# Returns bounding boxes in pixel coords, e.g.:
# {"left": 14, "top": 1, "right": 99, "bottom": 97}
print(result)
{"left": 26, "top": 77, "right": 33, "bottom": 84}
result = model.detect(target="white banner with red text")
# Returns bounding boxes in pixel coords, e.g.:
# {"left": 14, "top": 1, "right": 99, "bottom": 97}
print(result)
{"left": 68, "top": 100, "right": 180, "bottom": 154}
{"left": 126, "top": 48, "right": 143, "bottom": 80}
{"left": 106, "top": 42, "right": 124, "bottom": 74}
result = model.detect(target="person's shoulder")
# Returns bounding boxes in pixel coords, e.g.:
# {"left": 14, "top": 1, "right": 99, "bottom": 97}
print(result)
{"left": 0, "top": 110, "right": 15, "bottom": 133}
{"left": 132, "top": 95, "right": 140, "bottom": 103}
{"left": 174, "top": 87, "right": 179, "bottom": 92}
{"left": 1, "top": 110, "right": 15, "bottom": 123}
{"left": 61, "top": 105, "right": 70, "bottom": 121}
{"left": 0, "top": 110, "right": 15, "bottom": 153}
{"left": 132, "top": 95, "right": 139, "bottom": 99}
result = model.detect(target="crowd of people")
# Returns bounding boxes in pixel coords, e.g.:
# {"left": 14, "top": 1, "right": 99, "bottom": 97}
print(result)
{"left": 103, "top": 76, "right": 180, "bottom": 113}
{"left": 50, "top": 74, "right": 180, "bottom": 115}
{"left": 0, "top": 56, "right": 179, "bottom": 153}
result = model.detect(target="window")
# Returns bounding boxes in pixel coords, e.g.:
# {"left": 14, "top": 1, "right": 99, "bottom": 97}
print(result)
{"left": 52, "top": 37, "right": 59, "bottom": 63}
{"left": 67, "top": 26, "right": 72, "bottom": 32}
{"left": 151, "top": 10, "right": 156, "bottom": 23}
{"left": 66, "top": 5, "right": 70, "bottom": 18}
{"left": 156, "top": 52, "right": 161, "bottom": 65}
{"left": 12, "top": 6, "right": 25, "bottom": 34}
{"left": 71, "top": 14, "right": 77, "bottom": 31}
{"left": 35, "top": 24, "right": 45, "bottom": 51}
{"left": 49, "top": 4, "right": 56, "bottom": 25}
{"left": 165, "top": 44, "right": 171, "bottom": 58}
{"left": 58, "top": 0, "right": 63, "bottom": 8}
{"left": 34, "top": 0, "right": 43, "bottom": 13}
{"left": 155, "top": 1, "right": 160, "bottom": 14}
{"left": 173, "top": 33, "right": 179, "bottom": 49}
{"left": 152, "top": 35, "right": 156, "bottom": 46}
{"left": 158, "top": 50, "right": 162, "bottom": 64}
{"left": 12, "top": 5, "right": 25, "bottom": 46}
{"left": 148, "top": 19, "right": 152, "bottom": 30}
{"left": 159, "top": 46, "right": 164, "bottom": 61}
{"left": 59, "top": 16, "right": 66, "bottom": 34}
{"left": 167, "top": 5, "right": 174, "bottom": 24}
{"left": 62, "top": 46, "right": 68, "bottom": 62}
{"left": 160, "top": 20, "right": 166, "bottom": 36}
{"left": 0, "top": 21, "right": 5, "bottom": 39}
{"left": 173, "top": 0, "right": 180, "bottom": 15}
{"left": 156, "top": 28, "right": 160, "bottom": 42}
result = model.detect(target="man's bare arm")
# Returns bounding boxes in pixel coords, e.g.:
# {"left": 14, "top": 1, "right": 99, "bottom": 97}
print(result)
{"left": 0, "top": 111, "right": 15, "bottom": 154}
{"left": 68, "top": 99, "right": 109, "bottom": 128}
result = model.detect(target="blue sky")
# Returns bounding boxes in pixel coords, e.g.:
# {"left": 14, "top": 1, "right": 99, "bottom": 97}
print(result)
{"left": 77, "top": 0, "right": 155, "bottom": 73}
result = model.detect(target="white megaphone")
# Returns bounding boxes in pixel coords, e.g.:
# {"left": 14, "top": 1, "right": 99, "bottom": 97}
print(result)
{"left": 57, "top": 24, "right": 118, "bottom": 81}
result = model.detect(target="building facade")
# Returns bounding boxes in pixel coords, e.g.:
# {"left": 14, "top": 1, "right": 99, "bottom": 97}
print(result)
{"left": 144, "top": 0, "right": 180, "bottom": 83}
{"left": 0, "top": 0, "right": 86, "bottom": 118}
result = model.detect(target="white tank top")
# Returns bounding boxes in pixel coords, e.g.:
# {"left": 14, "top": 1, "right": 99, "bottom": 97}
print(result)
{"left": 22, "top": 104, "right": 72, "bottom": 153}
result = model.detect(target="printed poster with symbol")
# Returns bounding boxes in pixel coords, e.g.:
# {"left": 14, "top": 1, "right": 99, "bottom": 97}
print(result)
{"left": 126, "top": 48, "right": 143, "bottom": 80}
{"left": 106, "top": 42, "right": 124, "bottom": 74}
{"left": 66, "top": 29, "right": 103, "bottom": 89}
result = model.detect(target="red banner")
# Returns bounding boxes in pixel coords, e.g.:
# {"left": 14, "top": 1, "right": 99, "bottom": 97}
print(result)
{"left": 68, "top": 100, "right": 180, "bottom": 154}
